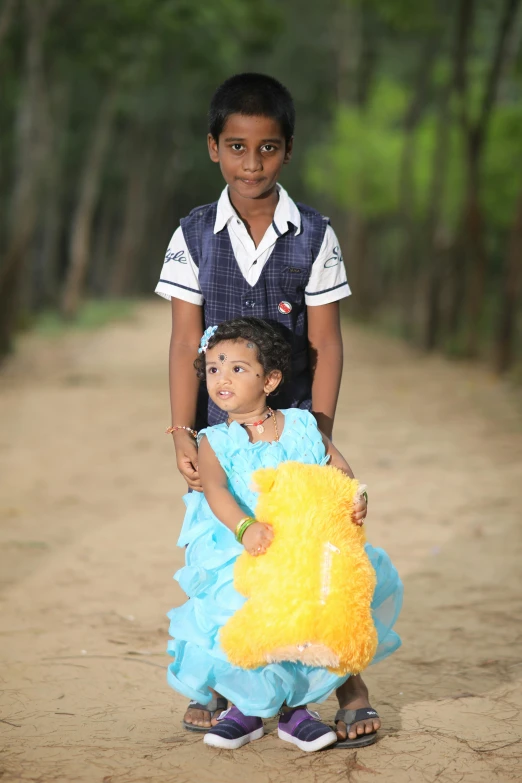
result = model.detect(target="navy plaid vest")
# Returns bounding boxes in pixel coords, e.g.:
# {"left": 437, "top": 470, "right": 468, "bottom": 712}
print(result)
{"left": 180, "top": 200, "right": 329, "bottom": 427}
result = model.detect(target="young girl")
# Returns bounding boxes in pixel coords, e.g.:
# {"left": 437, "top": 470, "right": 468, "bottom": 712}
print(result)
{"left": 166, "top": 318, "right": 402, "bottom": 752}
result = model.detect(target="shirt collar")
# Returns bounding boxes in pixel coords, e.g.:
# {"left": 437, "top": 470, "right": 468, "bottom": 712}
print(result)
{"left": 214, "top": 184, "right": 302, "bottom": 236}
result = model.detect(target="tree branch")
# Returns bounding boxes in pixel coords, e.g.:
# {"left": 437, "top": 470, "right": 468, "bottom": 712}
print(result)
{"left": 476, "top": 0, "right": 522, "bottom": 149}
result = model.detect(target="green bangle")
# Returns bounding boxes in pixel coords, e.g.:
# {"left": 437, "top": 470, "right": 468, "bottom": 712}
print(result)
{"left": 235, "top": 516, "right": 256, "bottom": 543}
{"left": 362, "top": 490, "right": 368, "bottom": 505}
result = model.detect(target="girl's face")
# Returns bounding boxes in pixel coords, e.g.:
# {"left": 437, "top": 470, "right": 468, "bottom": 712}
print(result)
{"left": 205, "top": 339, "right": 282, "bottom": 416}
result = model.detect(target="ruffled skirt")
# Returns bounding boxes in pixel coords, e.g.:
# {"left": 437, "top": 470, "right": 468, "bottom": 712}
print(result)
{"left": 167, "top": 491, "right": 403, "bottom": 718}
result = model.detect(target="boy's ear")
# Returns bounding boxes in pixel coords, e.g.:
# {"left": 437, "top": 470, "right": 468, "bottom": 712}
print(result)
{"left": 208, "top": 133, "right": 219, "bottom": 163}
{"left": 284, "top": 137, "right": 293, "bottom": 164}
{"left": 251, "top": 467, "right": 277, "bottom": 494}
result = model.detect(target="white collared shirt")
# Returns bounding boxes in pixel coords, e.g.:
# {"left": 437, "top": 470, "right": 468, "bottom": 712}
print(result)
{"left": 155, "top": 185, "right": 350, "bottom": 307}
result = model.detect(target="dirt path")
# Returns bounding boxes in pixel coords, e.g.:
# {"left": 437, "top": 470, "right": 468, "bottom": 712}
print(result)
{"left": 1, "top": 300, "right": 521, "bottom": 783}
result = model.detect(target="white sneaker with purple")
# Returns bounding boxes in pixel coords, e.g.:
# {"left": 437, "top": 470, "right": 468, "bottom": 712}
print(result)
{"left": 203, "top": 706, "right": 264, "bottom": 749}
{"left": 278, "top": 707, "right": 337, "bottom": 752}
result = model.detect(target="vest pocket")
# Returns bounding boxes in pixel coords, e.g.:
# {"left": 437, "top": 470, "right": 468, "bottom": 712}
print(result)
{"left": 281, "top": 267, "right": 307, "bottom": 301}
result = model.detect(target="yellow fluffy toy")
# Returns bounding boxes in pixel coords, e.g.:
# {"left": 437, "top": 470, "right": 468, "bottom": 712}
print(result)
{"left": 220, "top": 462, "right": 378, "bottom": 676}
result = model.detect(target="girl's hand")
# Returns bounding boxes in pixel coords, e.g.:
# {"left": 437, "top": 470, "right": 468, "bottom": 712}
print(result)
{"left": 352, "top": 494, "right": 367, "bottom": 526}
{"left": 173, "top": 430, "right": 202, "bottom": 491}
{"left": 242, "top": 522, "right": 274, "bottom": 556}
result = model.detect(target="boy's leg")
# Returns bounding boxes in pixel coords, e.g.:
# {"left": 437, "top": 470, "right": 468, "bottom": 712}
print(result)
{"left": 183, "top": 688, "right": 227, "bottom": 729}
{"left": 335, "top": 675, "right": 380, "bottom": 740}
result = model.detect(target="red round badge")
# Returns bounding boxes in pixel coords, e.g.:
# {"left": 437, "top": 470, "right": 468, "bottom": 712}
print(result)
{"left": 278, "top": 301, "right": 292, "bottom": 314}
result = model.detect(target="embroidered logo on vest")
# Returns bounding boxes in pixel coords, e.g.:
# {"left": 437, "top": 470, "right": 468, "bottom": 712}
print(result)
{"left": 278, "top": 301, "right": 292, "bottom": 314}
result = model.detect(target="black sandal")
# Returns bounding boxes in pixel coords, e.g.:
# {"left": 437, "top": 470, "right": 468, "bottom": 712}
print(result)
{"left": 182, "top": 697, "right": 228, "bottom": 732}
{"left": 333, "top": 707, "right": 380, "bottom": 748}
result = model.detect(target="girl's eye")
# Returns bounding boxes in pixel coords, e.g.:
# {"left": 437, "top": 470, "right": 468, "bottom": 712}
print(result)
{"left": 208, "top": 367, "right": 218, "bottom": 374}
{"left": 233, "top": 366, "right": 244, "bottom": 373}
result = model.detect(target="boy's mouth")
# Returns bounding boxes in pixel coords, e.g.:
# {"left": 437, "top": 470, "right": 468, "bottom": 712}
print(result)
{"left": 239, "top": 178, "right": 263, "bottom": 186}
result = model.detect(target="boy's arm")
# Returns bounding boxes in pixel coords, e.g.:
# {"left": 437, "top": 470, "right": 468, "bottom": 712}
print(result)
{"left": 320, "top": 432, "right": 367, "bottom": 526}
{"left": 169, "top": 299, "right": 204, "bottom": 490}
{"left": 199, "top": 437, "right": 274, "bottom": 554}
{"left": 307, "top": 301, "right": 343, "bottom": 439}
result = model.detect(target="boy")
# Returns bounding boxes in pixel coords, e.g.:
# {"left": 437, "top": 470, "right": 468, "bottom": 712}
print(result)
{"left": 156, "top": 73, "right": 380, "bottom": 748}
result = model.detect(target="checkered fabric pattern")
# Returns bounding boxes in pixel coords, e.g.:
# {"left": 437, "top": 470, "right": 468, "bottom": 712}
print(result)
{"left": 181, "top": 201, "right": 329, "bottom": 427}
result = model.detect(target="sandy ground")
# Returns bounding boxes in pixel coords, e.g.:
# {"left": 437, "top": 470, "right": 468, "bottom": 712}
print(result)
{"left": 1, "top": 300, "right": 522, "bottom": 783}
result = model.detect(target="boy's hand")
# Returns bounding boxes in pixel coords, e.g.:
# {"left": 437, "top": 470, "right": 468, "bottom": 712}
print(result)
{"left": 173, "top": 430, "right": 202, "bottom": 491}
{"left": 242, "top": 522, "right": 274, "bottom": 556}
{"left": 353, "top": 495, "right": 367, "bottom": 526}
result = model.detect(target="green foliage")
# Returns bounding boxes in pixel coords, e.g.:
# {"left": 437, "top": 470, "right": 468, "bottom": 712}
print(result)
{"left": 412, "top": 113, "right": 466, "bottom": 227}
{"left": 306, "top": 79, "right": 406, "bottom": 218}
{"left": 35, "top": 300, "right": 137, "bottom": 336}
{"left": 482, "top": 105, "right": 522, "bottom": 228}
{"left": 0, "top": 0, "right": 521, "bottom": 372}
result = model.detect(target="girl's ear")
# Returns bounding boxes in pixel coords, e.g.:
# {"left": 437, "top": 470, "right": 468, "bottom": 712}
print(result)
{"left": 264, "top": 369, "right": 282, "bottom": 395}
{"left": 251, "top": 467, "right": 277, "bottom": 494}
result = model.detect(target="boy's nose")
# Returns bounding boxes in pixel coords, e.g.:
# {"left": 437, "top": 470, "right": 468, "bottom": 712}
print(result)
{"left": 242, "top": 150, "right": 262, "bottom": 172}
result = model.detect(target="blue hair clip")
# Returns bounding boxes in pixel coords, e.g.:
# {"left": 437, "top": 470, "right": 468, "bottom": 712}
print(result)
{"left": 198, "top": 325, "right": 218, "bottom": 354}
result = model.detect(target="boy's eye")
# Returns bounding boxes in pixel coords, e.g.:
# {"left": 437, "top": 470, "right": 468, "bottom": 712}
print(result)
{"left": 231, "top": 144, "right": 244, "bottom": 152}
{"left": 262, "top": 145, "right": 276, "bottom": 152}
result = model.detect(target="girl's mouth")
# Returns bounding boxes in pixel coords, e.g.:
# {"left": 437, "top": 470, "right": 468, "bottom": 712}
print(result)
{"left": 218, "top": 390, "right": 234, "bottom": 399}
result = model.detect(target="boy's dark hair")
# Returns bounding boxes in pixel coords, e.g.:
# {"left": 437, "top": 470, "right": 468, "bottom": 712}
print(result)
{"left": 194, "top": 317, "right": 291, "bottom": 383}
{"left": 208, "top": 73, "right": 295, "bottom": 146}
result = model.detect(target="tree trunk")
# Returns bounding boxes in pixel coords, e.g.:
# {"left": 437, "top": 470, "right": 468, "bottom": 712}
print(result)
{"left": 460, "top": 0, "right": 521, "bottom": 356}
{"left": 399, "top": 132, "right": 419, "bottom": 341}
{"left": 423, "top": 81, "right": 452, "bottom": 351}
{"left": 0, "top": 0, "right": 55, "bottom": 358}
{"left": 38, "top": 85, "right": 70, "bottom": 308}
{"left": 109, "top": 142, "right": 152, "bottom": 296}
{"left": 347, "top": 212, "right": 369, "bottom": 317}
{"left": 399, "top": 36, "right": 438, "bottom": 342}
{"left": 61, "top": 90, "right": 117, "bottom": 319}
{"left": 0, "top": 0, "right": 17, "bottom": 52}
{"left": 333, "top": 1, "right": 361, "bottom": 106}
{"left": 494, "top": 187, "right": 522, "bottom": 373}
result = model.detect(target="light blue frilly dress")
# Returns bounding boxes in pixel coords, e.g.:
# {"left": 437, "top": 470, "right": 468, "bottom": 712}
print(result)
{"left": 167, "top": 409, "right": 403, "bottom": 718}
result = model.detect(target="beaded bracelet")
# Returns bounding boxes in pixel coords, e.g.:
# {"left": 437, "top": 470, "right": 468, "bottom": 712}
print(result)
{"left": 235, "top": 516, "right": 256, "bottom": 544}
{"left": 165, "top": 425, "right": 197, "bottom": 438}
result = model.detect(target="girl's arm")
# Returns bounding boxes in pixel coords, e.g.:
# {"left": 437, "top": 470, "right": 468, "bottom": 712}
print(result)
{"left": 320, "top": 432, "right": 367, "bottom": 526}
{"left": 307, "top": 302, "right": 343, "bottom": 440}
{"left": 169, "top": 299, "right": 204, "bottom": 490}
{"left": 198, "top": 437, "right": 274, "bottom": 555}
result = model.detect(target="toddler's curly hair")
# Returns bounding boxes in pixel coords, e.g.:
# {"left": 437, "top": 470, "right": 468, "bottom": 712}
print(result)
{"left": 194, "top": 318, "right": 291, "bottom": 383}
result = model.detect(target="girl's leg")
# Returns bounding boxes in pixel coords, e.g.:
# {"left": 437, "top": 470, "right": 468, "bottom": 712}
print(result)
{"left": 278, "top": 705, "right": 337, "bottom": 752}
{"left": 203, "top": 706, "right": 264, "bottom": 750}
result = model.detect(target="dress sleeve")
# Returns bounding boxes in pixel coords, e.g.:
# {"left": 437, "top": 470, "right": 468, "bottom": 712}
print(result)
{"left": 155, "top": 226, "right": 204, "bottom": 305}
{"left": 282, "top": 409, "right": 330, "bottom": 465}
{"left": 305, "top": 224, "right": 351, "bottom": 307}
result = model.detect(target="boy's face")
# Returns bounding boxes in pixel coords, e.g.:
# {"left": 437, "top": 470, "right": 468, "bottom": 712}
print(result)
{"left": 208, "top": 114, "right": 292, "bottom": 203}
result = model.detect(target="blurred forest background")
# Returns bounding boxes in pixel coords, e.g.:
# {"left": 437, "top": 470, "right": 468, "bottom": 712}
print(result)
{"left": 0, "top": 0, "right": 521, "bottom": 375}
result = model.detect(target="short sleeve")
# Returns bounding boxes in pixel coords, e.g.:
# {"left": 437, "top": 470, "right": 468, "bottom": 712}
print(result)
{"left": 155, "top": 226, "right": 204, "bottom": 305}
{"left": 305, "top": 225, "right": 351, "bottom": 306}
